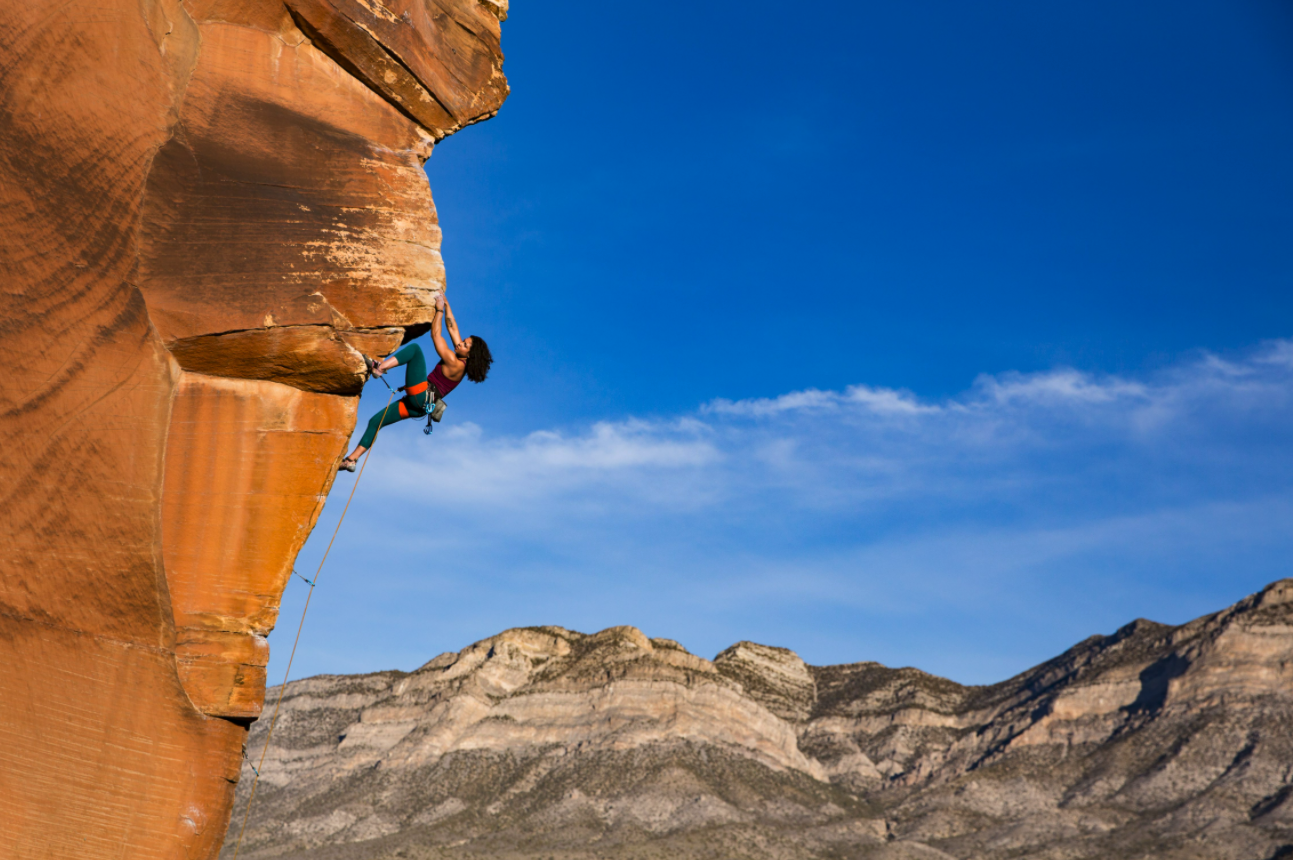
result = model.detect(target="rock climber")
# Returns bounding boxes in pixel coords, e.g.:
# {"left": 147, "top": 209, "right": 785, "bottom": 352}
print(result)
{"left": 339, "top": 295, "right": 492, "bottom": 471}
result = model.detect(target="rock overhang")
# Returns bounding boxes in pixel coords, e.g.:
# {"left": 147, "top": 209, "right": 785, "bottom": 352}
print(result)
{"left": 282, "top": 0, "right": 509, "bottom": 141}
{"left": 0, "top": 1, "right": 511, "bottom": 857}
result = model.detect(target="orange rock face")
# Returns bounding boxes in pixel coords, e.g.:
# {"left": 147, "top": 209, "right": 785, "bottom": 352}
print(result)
{"left": 0, "top": 0, "right": 507, "bottom": 856}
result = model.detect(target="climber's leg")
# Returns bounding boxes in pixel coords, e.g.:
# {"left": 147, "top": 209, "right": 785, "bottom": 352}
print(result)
{"left": 367, "top": 341, "right": 427, "bottom": 381}
{"left": 392, "top": 342, "right": 427, "bottom": 385}
{"left": 342, "top": 342, "right": 431, "bottom": 470}
{"left": 361, "top": 400, "right": 411, "bottom": 449}
{"left": 395, "top": 343, "right": 431, "bottom": 420}
{"left": 339, "top": 400, "right": 408, "bottom": 470}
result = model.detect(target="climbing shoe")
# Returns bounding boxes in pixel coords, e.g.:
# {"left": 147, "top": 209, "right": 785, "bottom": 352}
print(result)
{"left": 339, "top": 459, "right": 357, "bottom": 472}
{"left": 364, "top": 356, "right": 382, "bottom": 378}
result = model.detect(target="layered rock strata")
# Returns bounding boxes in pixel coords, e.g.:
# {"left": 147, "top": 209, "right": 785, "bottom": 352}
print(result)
{"left": 0, "top": 2, "right": 507, "bottom": 857}
{"left": 226, "top": 581, "right": 1293, "bottom": 860}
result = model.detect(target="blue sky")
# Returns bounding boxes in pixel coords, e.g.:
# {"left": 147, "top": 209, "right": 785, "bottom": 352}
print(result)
{"left": 272, "top": 1, "right": 1293, "bottom": 687}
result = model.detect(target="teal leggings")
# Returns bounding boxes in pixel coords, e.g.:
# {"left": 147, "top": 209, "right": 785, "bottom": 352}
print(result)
{"left": 358, "top": 343, "right": 430, "bottom": 448}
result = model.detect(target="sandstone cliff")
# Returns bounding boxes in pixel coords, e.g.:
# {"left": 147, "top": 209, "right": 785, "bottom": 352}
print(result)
{"left": 0, "top": 2, "right": 507, "bottom": 857}
{"left": 226, "top": 581, "right": 1293, "bottom": 860}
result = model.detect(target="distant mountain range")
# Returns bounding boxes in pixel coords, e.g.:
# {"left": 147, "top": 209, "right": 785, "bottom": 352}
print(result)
{"left": 222, "top": 580, "right": 1293, "bottom": 860}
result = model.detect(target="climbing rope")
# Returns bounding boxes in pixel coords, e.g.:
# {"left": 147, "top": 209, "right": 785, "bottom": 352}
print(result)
{"left": 230, "top": 387, "right": 398, "bottom": 860}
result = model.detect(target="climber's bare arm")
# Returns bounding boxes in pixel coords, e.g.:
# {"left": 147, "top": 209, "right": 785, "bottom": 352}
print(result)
{"left": 429, "top": 304, "right": 464, "bottom": 370}
{"left": 443, "top": 297, "right": 463, "bottom": 348}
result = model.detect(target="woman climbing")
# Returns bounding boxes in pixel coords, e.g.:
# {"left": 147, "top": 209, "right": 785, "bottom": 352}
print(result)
{"left": 339, "top": 295, "right": 492, "bottom": 471}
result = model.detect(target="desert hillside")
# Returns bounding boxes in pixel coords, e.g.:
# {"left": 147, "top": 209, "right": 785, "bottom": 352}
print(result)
{"left": 224, "top": 580, "right": 1293, "bottom": 860}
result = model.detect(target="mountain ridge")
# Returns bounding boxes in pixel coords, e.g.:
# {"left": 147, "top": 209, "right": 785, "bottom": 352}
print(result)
{"left": 222, "top": 580, "right": 1293, "bottom": 859}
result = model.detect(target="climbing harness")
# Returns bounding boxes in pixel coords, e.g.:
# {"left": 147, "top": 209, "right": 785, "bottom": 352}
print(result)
{"left": 371, "top": 356, "right": 447, "bottom": 435}
{"left": 397, "top": 377, "right": 446, "bottom": 435}
{"left": 229, "top": 387, "right": 396, "bottom": 860}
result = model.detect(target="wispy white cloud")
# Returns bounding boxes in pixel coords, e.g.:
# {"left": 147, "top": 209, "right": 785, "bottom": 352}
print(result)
{"left": 368, "top": 339, "right": 1293, "bottom": 518}
{"left": 375, "top": 417, "right": 720, "bottom": 509}
{"left": 971, "top": 367, "right": 1149, "bottom": 405}
{"left": 291, "top": 340, "right": 1293, "bottom": 685}
{"left": 1258, "top": 340, "right": 1293, "bottom": 368}
{"left": 705, "top": 383, "right": 935, "bottom": 416}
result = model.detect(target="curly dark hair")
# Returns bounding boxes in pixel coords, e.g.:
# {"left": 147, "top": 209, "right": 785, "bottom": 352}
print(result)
{"left": 464, "top": 336, "right": 492, "bottom": 382}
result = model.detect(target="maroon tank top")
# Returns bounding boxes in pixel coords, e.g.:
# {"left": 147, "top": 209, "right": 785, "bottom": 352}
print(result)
{"left": 428, "top": 362, "right": 461, "bottom": 398}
